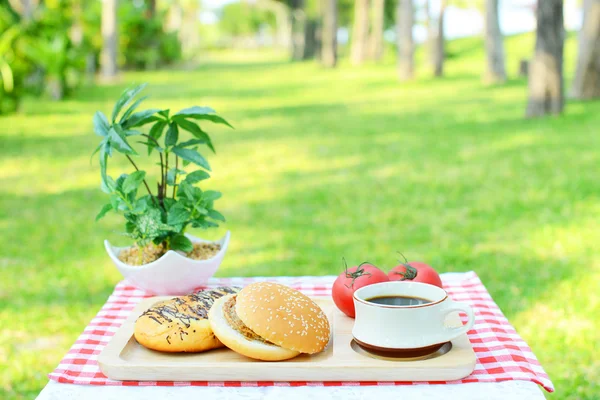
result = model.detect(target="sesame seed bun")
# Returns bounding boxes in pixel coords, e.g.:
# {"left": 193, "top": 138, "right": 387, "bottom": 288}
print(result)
{"left": 208, "top": 294, "right": 301, "bottom": 361}
{"left": 235, "top": 282, "right": 331, "bottom": 354}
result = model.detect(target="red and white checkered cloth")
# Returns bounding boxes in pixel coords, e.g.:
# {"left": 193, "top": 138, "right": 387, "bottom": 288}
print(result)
{"left": 49, "top": 272, "right": 554, "bottom": 392}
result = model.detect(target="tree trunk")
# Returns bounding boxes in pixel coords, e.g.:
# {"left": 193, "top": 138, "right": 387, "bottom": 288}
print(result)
{"left": 291, "top": 0, "right": 306, "bottom": 60}
{"left": 396, "top": 0, "right": 414, "bottom": 80}
{"left": 321, "top": 0, "right": 337, "bottom": 67}
{"left": 101, "top": 0, "right": 118, "bottom": 78}
{"left": 70, "top": 0, "right": 84, "bottom": 47}
{"left": 350, "top": 0, "right": 370, "bottom": 65}
{"left": 303, "top": 19, "right": 321, "bottom": 59}
{"left": 433, "top": 0, "right": 447, "bottom": 77}
{"left": 484, "top": 0, "right": 507, "bottom": 83}
{"left": 424, "top": 0, "right": 434, "bottom": 67}
{"left": 526, "top": 0, "right": 564, "bottom": 117}
{"left": 570, "top": 0, "right": 600, "bottom": 99}
{"left": 370, "top": 0, "right": 385, "bottom": 61}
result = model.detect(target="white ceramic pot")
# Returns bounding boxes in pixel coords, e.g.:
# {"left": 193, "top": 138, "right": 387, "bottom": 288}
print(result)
{"left": 104, "top": 231, "right": 230, "bottom": 295}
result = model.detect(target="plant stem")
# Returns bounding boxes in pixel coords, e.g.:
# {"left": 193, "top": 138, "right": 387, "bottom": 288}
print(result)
{"left": 172, "top": 155, "right": 179, "bottom": 199}
{"left": 164, "top": 151, "right": 169, "bottom": 200}
{"left": 143, "top": 134, "right": 165, "bottom": 208}
{"left": 125, "top": 154, "right": 159, "bottom": 208}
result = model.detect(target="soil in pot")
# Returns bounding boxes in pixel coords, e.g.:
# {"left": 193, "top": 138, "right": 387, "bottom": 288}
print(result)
{"left": 118, "top": 242, "right": 221, "bottom": 266}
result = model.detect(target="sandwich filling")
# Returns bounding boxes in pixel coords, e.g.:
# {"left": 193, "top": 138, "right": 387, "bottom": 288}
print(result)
{"left": 223, "top": 295, "right": 273, "bottom": 344}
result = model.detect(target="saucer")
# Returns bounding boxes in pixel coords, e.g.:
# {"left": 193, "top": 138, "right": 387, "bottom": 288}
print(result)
{"left": 352, "top": 338, "right": 452, "bottom": 360}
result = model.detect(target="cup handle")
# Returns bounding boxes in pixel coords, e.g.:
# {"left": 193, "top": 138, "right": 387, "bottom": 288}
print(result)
{"left": 442, "top": 301, "right": 475, "bottom": 340}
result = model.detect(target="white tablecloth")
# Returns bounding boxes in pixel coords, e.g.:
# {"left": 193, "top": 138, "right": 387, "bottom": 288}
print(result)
{"left": 37, "top": 380, "right": 545, "bottom": 400}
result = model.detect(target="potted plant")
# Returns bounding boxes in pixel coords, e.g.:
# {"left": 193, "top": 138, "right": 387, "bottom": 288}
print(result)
{"left": 93, "top": 83, "right": 233, "bottom": 295}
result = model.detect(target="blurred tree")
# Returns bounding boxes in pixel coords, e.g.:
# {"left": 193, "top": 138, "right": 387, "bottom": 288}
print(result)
{"left": 120, "top": 2, "right": 181, "bottom": 69}
{"left": 432, "top": 0, "right": 447, "bottom": 76}
{"left": 290, "top": 0, "right": 306, "bottom": 59}
{"left": 0, "top": 0, "right": 85, "bottom": 111}
{"left": 570, "top": 0, "right": 600, "bottom": 99}
{"left": 337, "top": 0, "right": 355, "bottom": 26}
{"left": 101, "top": 0, "right": 118, "bottom": 78}
{"left": 484, "top": 0, "right": 506, "bottom": 83}
{"left": 220, "top": 1, "right": 275, "bottom": 37}
{"left": 257, "top": 0, "right": 292, "bottom": 48}
{"left": 526, "top": 0, "right": 564, "bottom": 117}
{"left": 423, "top": 0, "right": 433, "bottom": 63}
{"left": 396, "top": 0, "right": 413, "bottom": 80}
{"left": 321, "top": 0, "right": 337, "bottom": 66}
{"left": 370, "top": 0, "right": 385, "bottom": 60}
{"left": 351, "top": 0, "right": 369, "bottom": 65}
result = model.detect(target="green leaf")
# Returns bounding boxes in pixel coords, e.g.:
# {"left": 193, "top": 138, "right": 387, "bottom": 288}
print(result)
{"left": 124, "top": 129, "right": 143, "bottom": 136}
{"left": 125, "top": 221, "right": 136, "bottom": 233}
{"left": 203, "top": 190, "right": 222, "bottom": 201}
{"left": 194, "top": 203, "right": 208, "bottom": 214}
{"left": 122, "top": 171, "right": 146, "bottom": 194}
{"left": 166, "top": 168, "right": 186, "bottom": 186}
{"left": 173, "top": 106, "right": 215, "bottom": 118}
{"left": 172, "top": 147, "right": 210, "bottom": 171}
{"left": 167, "top": 203, "right": 191, "bottom": 225}
{"left": 147, "top": 120, "right": 167, "bottom": 155}
{"left": 112, "top": 83, "right": 147, "bottom": 122}
{"left": 123, "top": 109, "right": 161, "bottom": 129}
{"left": 174, "top": 118, "right": 215, "bottom": 153}
{"left": 108, "top": 125, "right": 137, "bottom": 155}
{"left": 101, "top": 175, "right": 116, "bottom": 194}
{"left": 90, "top": 136, "right": 108, "bottom": 163}
{"left": 192, "top": 219, "right": 219, "bottom": 229}
{"left": 137, "top": 140, "right": 163, "bottom": 153}
{"left": 172, "top": 107, "right": 233, "bottom": 129}
{"left": 133, "top": 197, "right": 149, "bottom": 214}
{"left": 177, "top": 138, "right": 207, "bottom": 148}
{"left": 170, "top": 234, "right": 193, "bottom": 253}
{"left": 99, "top": 142, "right": 110, "bottom": 187}
{"left": 95, "top": 203, "right": 113, "bottom": 221}
{"left": 207, "top": 209, "right": 225, "bottom": 222}
{"left": 157, "top": 109, "right": 170, "bottom": 119}
{"left": 93, "top": 111, "right": 110, "bottom": 137}
{"left": 165, "top": 122, "right": 179, "bottom": 147}
{"left": 149, "top": 120, "right": 166, "bottom": 140}
{"left": 115, "top": 174, "right": 128, "bottom": 192}
{"left": 109, "top": 194, "right": 120, "bottom": 210}
{"left": 177, "top": 181, "right": 195, "bottom": 200}
{"left": 119, "top": 95, "right": 148, "bottom": 123}
{"left": 184, "top": 170, "right": 210, "bottom": 184}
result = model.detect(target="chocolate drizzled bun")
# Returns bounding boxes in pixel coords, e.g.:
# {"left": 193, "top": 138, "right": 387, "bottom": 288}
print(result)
{"left": 134, "top": 286, "right": 240, "bottom": 353}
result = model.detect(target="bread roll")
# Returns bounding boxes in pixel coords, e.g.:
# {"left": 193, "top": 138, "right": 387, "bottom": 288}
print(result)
{"left": 208, "top": 282, "right": 331, "bottom": 361}
{"left": 134, "top": 287, "right": 239, "bottom": 353}
{"left": 209, "top": 294, "right": 302, "bottom": 361}
{"left": 235, "top": 282, "right": 330, "bottom": 354}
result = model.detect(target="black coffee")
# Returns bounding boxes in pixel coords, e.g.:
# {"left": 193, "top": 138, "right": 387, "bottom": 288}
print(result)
{"left": 365, "top": 295, "right": 432, "bottom": 306}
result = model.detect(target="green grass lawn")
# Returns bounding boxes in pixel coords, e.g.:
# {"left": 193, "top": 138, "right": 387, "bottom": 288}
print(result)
{"left": 2, "top": 33, "right": 599, "bottom": 399}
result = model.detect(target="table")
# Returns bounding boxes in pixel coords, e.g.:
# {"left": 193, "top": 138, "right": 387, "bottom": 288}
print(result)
{"left": 36, "top": 273, "right": 549, "bottom": 399}
{"left": 38, "top": 379, "right": 545, "bottom": 400}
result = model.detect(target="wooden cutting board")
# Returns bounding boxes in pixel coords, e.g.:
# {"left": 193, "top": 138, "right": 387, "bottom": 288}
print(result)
{"left": 98, "top": 296, "right": 476, "bottom": 382}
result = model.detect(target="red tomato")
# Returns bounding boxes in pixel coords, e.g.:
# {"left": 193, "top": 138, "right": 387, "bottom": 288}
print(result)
{"left": 388, "top": 261, "right": 443, "bottom": 288}
{"left": 332, "top": 263, "right": 389, "bottom": 318}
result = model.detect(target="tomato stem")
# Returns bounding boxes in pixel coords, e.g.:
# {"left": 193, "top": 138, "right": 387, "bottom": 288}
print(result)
{"left": 392, "top": 252, "right": 418, "bottom": 280}
{"left": 342, "top": 258, "right": 373, "bottom": 289}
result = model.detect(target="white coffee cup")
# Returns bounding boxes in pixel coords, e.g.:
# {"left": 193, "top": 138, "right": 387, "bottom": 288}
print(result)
{"left": 352, "top": 281, "right": 475, "bottom": 350}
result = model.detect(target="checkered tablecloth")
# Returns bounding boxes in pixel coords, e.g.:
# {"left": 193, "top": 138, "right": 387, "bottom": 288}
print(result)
{"left": 48, "top": 272, "right": 554, "bottom": 392}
